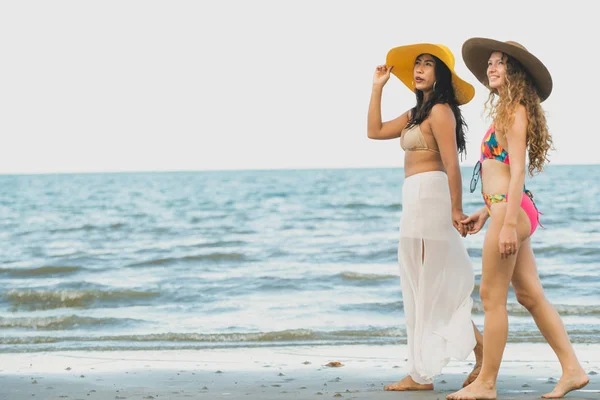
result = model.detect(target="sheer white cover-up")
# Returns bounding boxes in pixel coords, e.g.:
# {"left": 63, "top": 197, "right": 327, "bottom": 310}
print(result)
{"left": 397, "top": 171, "right": 476, "bottom": 384}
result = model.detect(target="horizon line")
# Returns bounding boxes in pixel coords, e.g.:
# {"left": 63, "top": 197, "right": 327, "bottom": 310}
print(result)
{"left": 1, "top": 163, "right": 598, "bottom": 177}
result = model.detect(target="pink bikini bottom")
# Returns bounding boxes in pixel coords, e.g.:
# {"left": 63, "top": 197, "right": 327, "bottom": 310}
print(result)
{"left": 482, "top": 190, "right": 542, "bottom": 236}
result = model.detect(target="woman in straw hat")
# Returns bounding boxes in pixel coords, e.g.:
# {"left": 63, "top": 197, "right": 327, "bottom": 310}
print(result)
{"left": 367, "top": 44, "right": 483, "bottom": 391}
{"left": 446, "top": 38, "right": 589, "bottom": 400}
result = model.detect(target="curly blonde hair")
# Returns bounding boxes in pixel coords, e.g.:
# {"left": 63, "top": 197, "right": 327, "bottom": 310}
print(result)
{"left": 484, "top": 54, "right": 554, "bottom": 176}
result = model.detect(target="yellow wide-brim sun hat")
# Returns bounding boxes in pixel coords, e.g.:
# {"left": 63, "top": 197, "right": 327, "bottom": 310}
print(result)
{"left": 385, "top": 43, "right": 475, "bottom": 105}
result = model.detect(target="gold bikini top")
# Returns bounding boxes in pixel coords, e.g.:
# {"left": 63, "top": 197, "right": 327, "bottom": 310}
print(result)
{"left": 400, "top": 124, "right": 440, "bottom": 154}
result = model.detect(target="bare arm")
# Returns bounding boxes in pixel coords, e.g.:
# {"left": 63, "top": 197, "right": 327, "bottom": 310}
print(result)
{"left": 367, "top": 86, "right": 409, "bottom": 139}
{"left": 429, "top": 104, "right": 463, "bottom": 212}
{"left": 504, "top": 105, "right": 528, "bottom": 228}
{"left": 497, "top": 105, "right": 528, "bottom": 257}
{"left": 367, "top": 65, "right": 409, "bottom": 140}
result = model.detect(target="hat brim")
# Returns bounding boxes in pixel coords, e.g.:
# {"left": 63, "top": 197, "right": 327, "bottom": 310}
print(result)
{"left": 385, "top": 43, "right": 475, "bottom": 105}
{"left": 462, "top": 38, "right": 552, "bottom": 102}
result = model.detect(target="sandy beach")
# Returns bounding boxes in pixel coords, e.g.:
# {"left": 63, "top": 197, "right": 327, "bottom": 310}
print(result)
{"left": 1, "top": 343, "right": 599, "bottom": 399}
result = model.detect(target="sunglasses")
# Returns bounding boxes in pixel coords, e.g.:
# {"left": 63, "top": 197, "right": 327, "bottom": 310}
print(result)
{"left": 470, "top": 161, "right": 481, "bottom": 193}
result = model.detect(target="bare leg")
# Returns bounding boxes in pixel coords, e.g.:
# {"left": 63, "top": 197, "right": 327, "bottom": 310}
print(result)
{"left": 463, "top": 322, "right": 484, "bottom": 387}
{"left": 447, "top": 204, "right": 529, "bottom": 400}
{"left": 511, "top": 240, "right": 589, "bottom": 398}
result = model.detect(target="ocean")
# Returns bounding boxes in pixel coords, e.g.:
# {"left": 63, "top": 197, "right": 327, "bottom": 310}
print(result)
{"left": 1, "top": 166, "right": 599, "bottom": 353}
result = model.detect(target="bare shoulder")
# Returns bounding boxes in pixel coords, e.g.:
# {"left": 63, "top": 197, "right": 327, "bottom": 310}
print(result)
{"left": 514, "top": 104, "right": 528, "bottom": 121}
{"left": 430, "top": 103, "right": 453, "bottom": 119}
{"left": 428, "top": 103, "right": 455, "bottom": 132}
{"left": 508, "top": 104, "right": 528, "bottom": 138}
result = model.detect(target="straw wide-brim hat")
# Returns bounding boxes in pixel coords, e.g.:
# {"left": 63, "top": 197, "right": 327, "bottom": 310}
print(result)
{"left": 385, "top": 43, "right": 475, "bottom": 105}
{"left": 462, "top": 37, "right": 553, "bottom": 102}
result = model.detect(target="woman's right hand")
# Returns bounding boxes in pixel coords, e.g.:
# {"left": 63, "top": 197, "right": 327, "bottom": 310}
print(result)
{"left": 373, "top": 65, "right": 393, "bottom": 88}
{"left": 461, "top": 208, "right": 489, "bottom": 235}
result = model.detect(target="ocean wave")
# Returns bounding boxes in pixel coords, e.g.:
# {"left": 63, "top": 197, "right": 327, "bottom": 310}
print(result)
{"left": 0, "top": 327, "right": 405, "bottom": 345}
{"left": 339, "top": 202, "right": 402, "bottom": 211}
{"left": 2, "top": 326, "right": 599, "bottom": 352}
{"left": 48, "top": 223, "right": 126, "bottom": 234}
{"left": 251, "top": 278, "right": 313, "bottom": 292}
{"left": 127, "top": 252, "right": 246, "bottom": 267}
{"left": 186, "top": 240, "right": 246, "bottom": 249}
{"left": 4, "top": 289, "right": 160, "bottom": 311}
{"left": 537, "top": 272, "right": 600, "bottom": 283}
{"left": 339, "top": 301, "right": 403, "bottom": 313}
{"left": 211, "top": 272, "right": 397, "bottom": 293}
{"left": 472, "top": 301, "right": 600, "bottom": 316}
{"left": 190, "top": 214, "right": 229, "bottom": 223}
{"left": 0, "top": 315, "right": 142, "bottom": 330}
{"left": 331, "top": 248, "right": 399, "bottom": 263}
{"left": 472, "top": 281, "right": 565, "bottom": 293}
{"left": 337, "top": 272, "right": 398, "bottom": 281}
{"left": 536, "top": 245, "right": 600, "bottom": 257}
{"left": 0, "top": 265, "right": 82, "bottom": 277}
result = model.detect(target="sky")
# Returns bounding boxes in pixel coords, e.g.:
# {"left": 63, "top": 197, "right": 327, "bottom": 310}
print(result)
{"left": 1, "top": 0, "right": 598, "bottom": 175}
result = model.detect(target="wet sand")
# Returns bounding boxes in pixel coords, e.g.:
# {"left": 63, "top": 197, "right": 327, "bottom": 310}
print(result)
{"left": 1, "top": 343, "right": 599, "bottom": 399}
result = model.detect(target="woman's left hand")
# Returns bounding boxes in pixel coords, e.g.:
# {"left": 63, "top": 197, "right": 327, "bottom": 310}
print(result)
{"left": 499, "top": 225, "right": 518, "bottom": 259}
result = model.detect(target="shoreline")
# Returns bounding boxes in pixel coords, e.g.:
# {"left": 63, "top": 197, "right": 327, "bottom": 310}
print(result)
{"left": 1, "top": 343, "right": 598, "bottom": 399}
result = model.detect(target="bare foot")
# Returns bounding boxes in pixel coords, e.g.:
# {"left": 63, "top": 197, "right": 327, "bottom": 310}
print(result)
{"left": 463, "top": 344, "right": 483, "bottom": 387}
{"left": 541, "top": 370, "right": 589, "bottom": 398}
{"left": 384, "top": 375, "right": 433, "bottom": 391}
{"left": 446, "top": 378, "right": 496, "bottom": 400}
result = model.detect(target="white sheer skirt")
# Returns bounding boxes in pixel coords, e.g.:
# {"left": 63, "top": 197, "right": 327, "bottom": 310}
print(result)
{"left": 398, "top": 171, "right": 476, "bottom": 384}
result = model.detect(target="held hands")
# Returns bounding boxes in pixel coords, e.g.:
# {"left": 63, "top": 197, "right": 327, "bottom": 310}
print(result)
{"left": 459, "top": 208, "right": 489, "bottom": 235}
{"left": 373, "top": 65, "right": 393, "bottom": 88}
{"left": 452, "top": 209, "right": 469, "bottom": 238}
{"left": 458, "top": 209, "right": 518, "bottom": 257}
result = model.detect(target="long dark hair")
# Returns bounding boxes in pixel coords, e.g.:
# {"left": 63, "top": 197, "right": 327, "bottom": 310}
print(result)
{"left": 405, "top": 54, "right": 468, "bottom": 156}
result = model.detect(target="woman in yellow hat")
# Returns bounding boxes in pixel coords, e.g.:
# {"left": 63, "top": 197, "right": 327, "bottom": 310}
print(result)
{"left": 367, "top": 44, "right": 482, "bottom": 391}
{"left": 446, "top": 38, "right": 589, "bottom": 400}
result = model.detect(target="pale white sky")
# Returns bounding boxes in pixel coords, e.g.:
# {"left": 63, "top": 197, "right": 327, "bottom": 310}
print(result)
{"left": 1, "top": 1, "right": 598, "bottom": 175}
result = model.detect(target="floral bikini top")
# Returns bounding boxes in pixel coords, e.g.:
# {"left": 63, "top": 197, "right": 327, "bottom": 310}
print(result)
{"left": 472, "top": 125, "right": 535, "bottom": 203}
{"left": 480, "top": 126, "right": 510, "bottom": 164}
{"left": 470, "top": 126, "right": 512, "bottom": 193}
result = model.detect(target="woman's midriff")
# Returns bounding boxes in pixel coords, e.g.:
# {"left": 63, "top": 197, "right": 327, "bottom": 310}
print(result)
{"left": 404, "top": 151, "right": 445, "bottom": 178}
{"left": 480, "top": 160, "right": 511, "bottom": 195}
